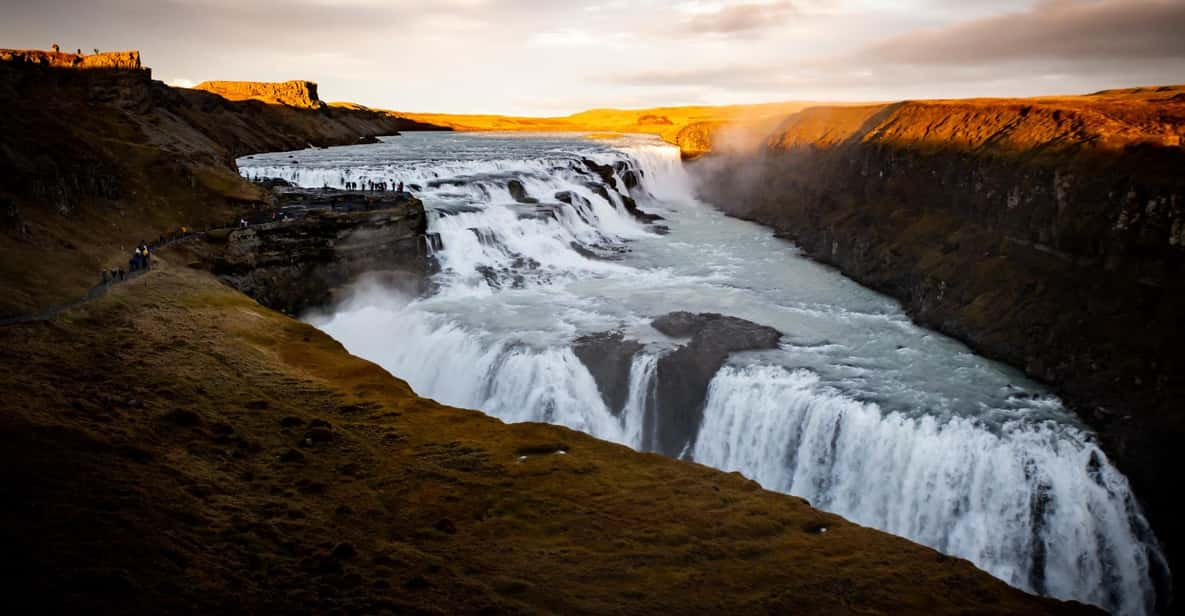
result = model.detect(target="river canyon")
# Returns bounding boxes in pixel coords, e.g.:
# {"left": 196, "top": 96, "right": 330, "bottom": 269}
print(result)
{"left": 241, "top": 132, "right": 1169, "bottom": 615}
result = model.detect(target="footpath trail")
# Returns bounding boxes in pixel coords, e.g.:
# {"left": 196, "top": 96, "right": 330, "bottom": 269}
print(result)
{"left": 0, "top": 234, "right": 197, "bottom": 327}
{"left": 1, "top": 187, "right": 423, "bottom": 327}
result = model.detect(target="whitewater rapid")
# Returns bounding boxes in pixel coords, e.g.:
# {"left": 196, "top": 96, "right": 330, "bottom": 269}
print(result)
{"left": 240, "top": 132, "right": 1168, "bottom": 615}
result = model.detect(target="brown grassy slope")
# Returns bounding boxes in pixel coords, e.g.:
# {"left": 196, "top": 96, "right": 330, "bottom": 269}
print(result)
{"left": 0, "top": 62, "right": 443, "bottom": 318}
{"left": 0, "top": 258, "right": 1093, "bottom": 615}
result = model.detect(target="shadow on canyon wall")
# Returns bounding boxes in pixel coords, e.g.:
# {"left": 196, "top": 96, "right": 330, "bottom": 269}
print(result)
{"left": 685, "top": 88, "right": 1185, "bottom": 612}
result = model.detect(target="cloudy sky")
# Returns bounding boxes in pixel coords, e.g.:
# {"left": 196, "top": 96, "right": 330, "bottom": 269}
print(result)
{"left": 4, "top": 0, "right": 1184, "bottom": 114}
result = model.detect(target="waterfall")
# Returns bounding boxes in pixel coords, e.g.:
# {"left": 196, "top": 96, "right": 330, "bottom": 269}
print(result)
{"left": 244, "top": 133, "right": 1167, "bottom": 615}
{"left": 691, "top": 364, "right": 1163, "bottom": 615}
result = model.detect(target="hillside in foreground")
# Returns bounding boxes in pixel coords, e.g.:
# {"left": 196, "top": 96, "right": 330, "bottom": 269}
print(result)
{"left": 0, "top": 259, "right": 1092, "bottom": 615}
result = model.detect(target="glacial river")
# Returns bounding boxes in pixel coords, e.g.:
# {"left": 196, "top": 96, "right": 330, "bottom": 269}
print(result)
{"left": 241, "top": 132, "right": 1167, "bottom": 615}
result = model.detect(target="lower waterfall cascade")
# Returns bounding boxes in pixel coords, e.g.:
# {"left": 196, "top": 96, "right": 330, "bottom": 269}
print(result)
{"left": 240, "top": 132, "right": 1169, "bottom": 615}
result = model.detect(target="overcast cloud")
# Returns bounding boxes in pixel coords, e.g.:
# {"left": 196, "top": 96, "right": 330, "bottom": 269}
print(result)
{"left": 2, "top": 0, "right": 1183, "bottom": 114}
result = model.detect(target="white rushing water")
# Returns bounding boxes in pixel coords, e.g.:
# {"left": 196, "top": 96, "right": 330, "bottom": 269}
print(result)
{"left": 241, "top": 132, "right": 1168, "bottom": 614}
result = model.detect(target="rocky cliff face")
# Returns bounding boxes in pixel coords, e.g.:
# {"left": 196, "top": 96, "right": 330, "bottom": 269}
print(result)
{"left": 202, "top": 200, "right": 431, "bottom": 315}
{"left": 195, "top": 80, "right": 325, "bottom": 109}
{"left": 687, "top": 85, "right": 1185, "bottom": 604}
{"left": 0, "top": 49, "right": 145, "bottom": 72}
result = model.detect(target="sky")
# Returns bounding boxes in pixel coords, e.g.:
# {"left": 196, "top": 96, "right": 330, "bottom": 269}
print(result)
{"left": 3, "top": 0, "right": 1184, "bottom": 114}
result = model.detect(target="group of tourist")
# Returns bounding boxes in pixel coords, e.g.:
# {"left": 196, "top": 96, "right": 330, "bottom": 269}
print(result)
{"left": 342, "top": 180, "right": 405, "bottom": 193}
{"left": 130, "top": 241, "right": 151, "bottom": 272}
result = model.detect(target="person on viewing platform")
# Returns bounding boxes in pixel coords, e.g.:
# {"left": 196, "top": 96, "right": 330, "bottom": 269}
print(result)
{"left": 398, "top": 181, "right": 404, "bottom": 192}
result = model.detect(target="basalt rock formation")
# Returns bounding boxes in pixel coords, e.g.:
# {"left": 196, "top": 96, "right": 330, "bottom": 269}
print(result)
{"left": 573, "top": 332, "right": 644, "bottom": 415}
{"left": 195, "top": 80, "right": 326, "bottom": 109}
{"left": 200, "top": 197, "right": 431, "bottom": 315}
{"left": 686, "top": 86, "right": 1185, "bottom": 607}
{"left": 650, "top": 312, "right": 782, "bottom": 456}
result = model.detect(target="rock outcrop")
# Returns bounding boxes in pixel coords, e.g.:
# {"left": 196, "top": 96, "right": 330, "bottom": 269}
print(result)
{"left": 573, "top": 332, "right": 644, "bottom": 415}
{"left": 204, "top": 199, "right": 430, "bottom": 314}
{"left": 650, "top": 312, "right": 782, "bottom": 456}
{"left": 0, "top": 48, "right": 145, "bottom": 73}
{"left": 687, "top": 85, "right": 1185, "bottom": 599}
{"left": 195, "top": 80, "right": 325, "bottom": 109}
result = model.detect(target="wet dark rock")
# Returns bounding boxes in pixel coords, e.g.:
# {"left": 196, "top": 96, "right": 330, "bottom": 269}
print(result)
{"left": 554, "top": 191, "right": 590, "bottom": 207}
{"left": 622, "top": 170, "right": 640, "bottom": 191}
{"left": 279, "top": 416, "right": 305, "bottom": 428}
{"left": 582, "top": 158, "right": 618, "bottom": 189}
{"left": 357, "top": 134, "right": 379, "bottom": 145}
{"left": 620, "top": 194, "right": 663, "bottom": 223}
{"left": 585, "top": 182, "right": 611, "bottom": 203}
{"left": 650, "top": 312, "right": 782, "bottom": 456}
{"left": 507, "top": 179, "right": 538, "bottom": 204}
{"left": 434, "top": 518, "right": 457, "bottom": 534}
{"left": 573, "top": 332, "right": 644, "bottom": 415}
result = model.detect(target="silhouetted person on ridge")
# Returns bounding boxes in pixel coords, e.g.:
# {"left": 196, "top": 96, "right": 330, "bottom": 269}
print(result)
{"left": 398, "top": 181, "right": 404, "bottom": 192}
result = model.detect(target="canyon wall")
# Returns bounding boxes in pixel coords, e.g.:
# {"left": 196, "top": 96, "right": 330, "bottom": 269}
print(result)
{"left": 200, "top": 201, "right": 431, "bottom": 315}
{"left": 686, "top": 86, "right": 1185, "bottom": 604}
{"left": 195, "top": 80, "right": 324, "bottom": 109}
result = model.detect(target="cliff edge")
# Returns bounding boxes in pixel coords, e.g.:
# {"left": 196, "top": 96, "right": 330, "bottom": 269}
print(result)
{"left": 195, "top": 80, "right": 325, "bottom": 109}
